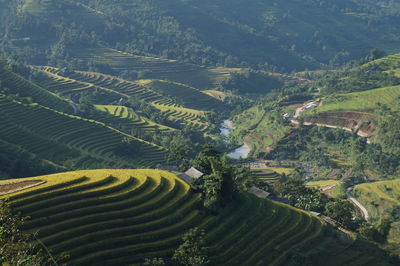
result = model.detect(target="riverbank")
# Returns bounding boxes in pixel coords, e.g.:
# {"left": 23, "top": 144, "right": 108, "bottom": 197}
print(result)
{"left": 220, "top": 119, "right": 251, "bottom": 159}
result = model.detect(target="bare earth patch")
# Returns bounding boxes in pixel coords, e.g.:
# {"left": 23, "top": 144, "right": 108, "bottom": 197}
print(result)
{"left": 0, "top": 180, "right": 44, "bottom": 196}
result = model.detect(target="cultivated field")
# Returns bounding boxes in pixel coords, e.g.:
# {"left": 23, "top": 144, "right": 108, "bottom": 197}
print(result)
{"left": 0, "top": 96, "right": 166, "bottom": 168}
{"left": 35, "top": 67, "right": 213, "bottom": 131}
{"left": 71, "top": 47, "right": 238, "bottom": 89}
{"left": 0, "top": 169, "right": 329, "bottom": 265}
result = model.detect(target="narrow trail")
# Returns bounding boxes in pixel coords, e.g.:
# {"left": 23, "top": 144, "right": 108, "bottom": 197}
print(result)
{"left": 347, "top": 187, "right": 370, "bottom": 221}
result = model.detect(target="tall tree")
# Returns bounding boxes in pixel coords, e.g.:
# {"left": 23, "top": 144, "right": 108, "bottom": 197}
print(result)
{"left": 0, "top": 200, "right": 47, "bottom": 265}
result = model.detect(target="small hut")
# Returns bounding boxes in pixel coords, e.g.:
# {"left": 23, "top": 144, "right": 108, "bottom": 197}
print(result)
{"left": 247, "top": 186, "right": 270, "bottom": 198}
{"left": 179, "top": 167, "right": 204, "bottom": 184}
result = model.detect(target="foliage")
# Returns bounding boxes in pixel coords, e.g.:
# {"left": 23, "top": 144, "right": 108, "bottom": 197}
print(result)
{"left": 269, "top": 125, "right": 400, "bottom": 178}
{"left": 220, "top": 69, "right": 283, "bottom": 95}
{"left": 331, "top": 184, "right": 346, "bottom": 199}
{"left": 173, "top": 228, "right": 209, "bottom": 266}
{"left": 0, "top": 200, "right": 46, "bottom": 265}
{"left": 273, "top": 172, "right": 326, "bottom": 212}
{"left": 192, "top": 144, "right": 254, "bottom": 210}
{"left": 4, "top": 0, "right": 400, "bottom": 71}
{"left": 376, "top": 107, "right": 400, "bottom": 154}
{"left": 324, "top": 200, "right": 354, "bottom": 228}
{"left": 357, "top": 218, "right": 392, "bottom": 244}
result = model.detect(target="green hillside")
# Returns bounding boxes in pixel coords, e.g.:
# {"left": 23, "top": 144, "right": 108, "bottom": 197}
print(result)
{"left": 0, "top": 96, "right": 166, "bottom": 170}
{"left": 354, "top": 180, "right": 400, "bottom": 254}
{"left": 354, "top": 180, "right": 400, "bottom": 220}
{"left": 0, "top": 169, "right": 393, "bottom": 265}
{"left": 4, "top": 0, "right": 400, "bottom": 71}
{"left": 71, "top": 47, "right": 236, "bottom": 89}
{"left": 301, "top": 53, "right": 400, "bottom": 141}
{"left": 0, "top": 62, "right": 72, "bottom": 113}
{"left": 34, "top": 66, "right": 214, "bottom": 131}
{"left": 311, "top": 86, "right": 400, "bottom": 114}
{"left": 94, "top": 105, "right": 175, "bottom": 133}
{"left": 141, "top": 79, "right": 225, "bottom": 111}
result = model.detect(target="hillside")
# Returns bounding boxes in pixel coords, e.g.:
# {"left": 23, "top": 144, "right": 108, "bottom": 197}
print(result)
{"left": 3, "top": 0, "right": 400, "bottom": 71}
{"left": 230, "top": 53, "right": 400, "bottom": 159}
{"left": 33, "top": 66, "right": 219, "bottom": 131}
{"left": 0, "top": 96, "right": 166, "bottom": 169}
{"left": 0, "top": 169, "right": 394, "bottom": 265}
{"left": 303, "top": 53, "right": 400, "bottom": 141}
{"left": 354, "top": 180, "right": 400, "bottom": 254}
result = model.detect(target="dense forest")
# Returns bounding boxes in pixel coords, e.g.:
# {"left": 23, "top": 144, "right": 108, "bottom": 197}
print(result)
{"left": 1, "top": 0, "right": 400, "bottom": 72}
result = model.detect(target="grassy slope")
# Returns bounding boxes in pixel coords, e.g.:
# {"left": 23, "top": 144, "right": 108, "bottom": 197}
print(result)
{"left": 306, "top": 53, "right": 400, "bottom": 115}
{"left": 0, "top": 169, "right": 393, "bottom": 265}
{"left": 354, "top": 180, "right": 400, "bottom": 219}
{"left": 231, "top": 104, "right": 291, "bottom": 156}
{"left": 354, "top": 180, "right": 400, "bottom": 253}
{"left": 308, "top": 85, "right": 400, "bottom": 115}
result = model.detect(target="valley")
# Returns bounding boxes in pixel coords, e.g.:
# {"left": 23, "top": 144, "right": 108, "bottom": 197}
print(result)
{"left": 1, "top": 0, "right": 400, "bottom": 265}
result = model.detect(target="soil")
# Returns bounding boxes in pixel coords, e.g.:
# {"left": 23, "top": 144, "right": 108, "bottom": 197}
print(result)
{"left": 0, "top": 180, "right": 44, "bottom": 195}
{"left": 303, "top": 111, "right": 377, "bottom": 137}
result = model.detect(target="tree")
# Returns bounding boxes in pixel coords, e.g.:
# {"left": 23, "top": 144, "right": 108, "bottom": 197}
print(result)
{"left": 357, "top": 218, "right": 392, "bottom": 244}
{"left": 191, "top": 144, "right": 221, "bottom": 174}
{"left": 0, "top": 200, "right": 47, "bottom": 265}
{"left": 324, "top": 200, "right": 354, "bottom": 228}
{"left": 173, "top": 228, "right": 209, "bottom": 266}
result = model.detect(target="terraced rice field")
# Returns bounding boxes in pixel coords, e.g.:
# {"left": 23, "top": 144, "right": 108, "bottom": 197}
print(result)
{"left": 0, "top": 169, "right": 326, "bottom": 265}
{"left": 142, "top": 79, "right": 224, "bottom": 111}
{"left": 0, "top": 64, "right": 71, "bottom": 113}
{"left": 151, "top": 101, "right": 208, "bottom": 130}
{"left": 251, "top": 168, "right": 288, "bottom": 185}
{"left": 0, "top": 96, "right": 166, "bottom": 168}
{"left": 36, "top": 67, "right": 210, "bottom": 130}
{"left": 71, "top": 47, "right": 238, "bottom": 89}
{"left": 307, "top": 180, "right": 341, "bottom": 188}
{"left": 95, "top": 105, "right": 174, "bottom": 133}
{"left": 353, "top": 179, "right": 400, "bottom": 219}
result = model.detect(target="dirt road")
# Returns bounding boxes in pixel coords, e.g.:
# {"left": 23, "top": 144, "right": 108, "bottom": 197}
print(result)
{"left": 347, "top": 188, "right": 370, "bottom": 221}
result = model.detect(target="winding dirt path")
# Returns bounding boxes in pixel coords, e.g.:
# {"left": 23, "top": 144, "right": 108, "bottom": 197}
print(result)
{"left": 347, "top": 187, "right": 370, "bottom": 221}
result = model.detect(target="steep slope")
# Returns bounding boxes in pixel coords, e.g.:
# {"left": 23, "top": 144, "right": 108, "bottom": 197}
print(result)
{"left": 0, "top": 169, "right": 393, "bottom": 265}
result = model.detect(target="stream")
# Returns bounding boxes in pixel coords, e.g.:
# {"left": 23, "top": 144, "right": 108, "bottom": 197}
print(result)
{"left": 220, "top": 119, "right": 251, "bottom": 159}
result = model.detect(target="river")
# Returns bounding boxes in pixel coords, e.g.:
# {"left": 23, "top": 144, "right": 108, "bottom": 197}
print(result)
{"left": 220, "top": 119, "right": 251, "bottom": 159}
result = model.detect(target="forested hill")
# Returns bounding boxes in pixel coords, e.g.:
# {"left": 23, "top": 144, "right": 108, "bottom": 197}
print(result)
{"left": 1, "top": 0, "right": 400, "bottom": 71}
